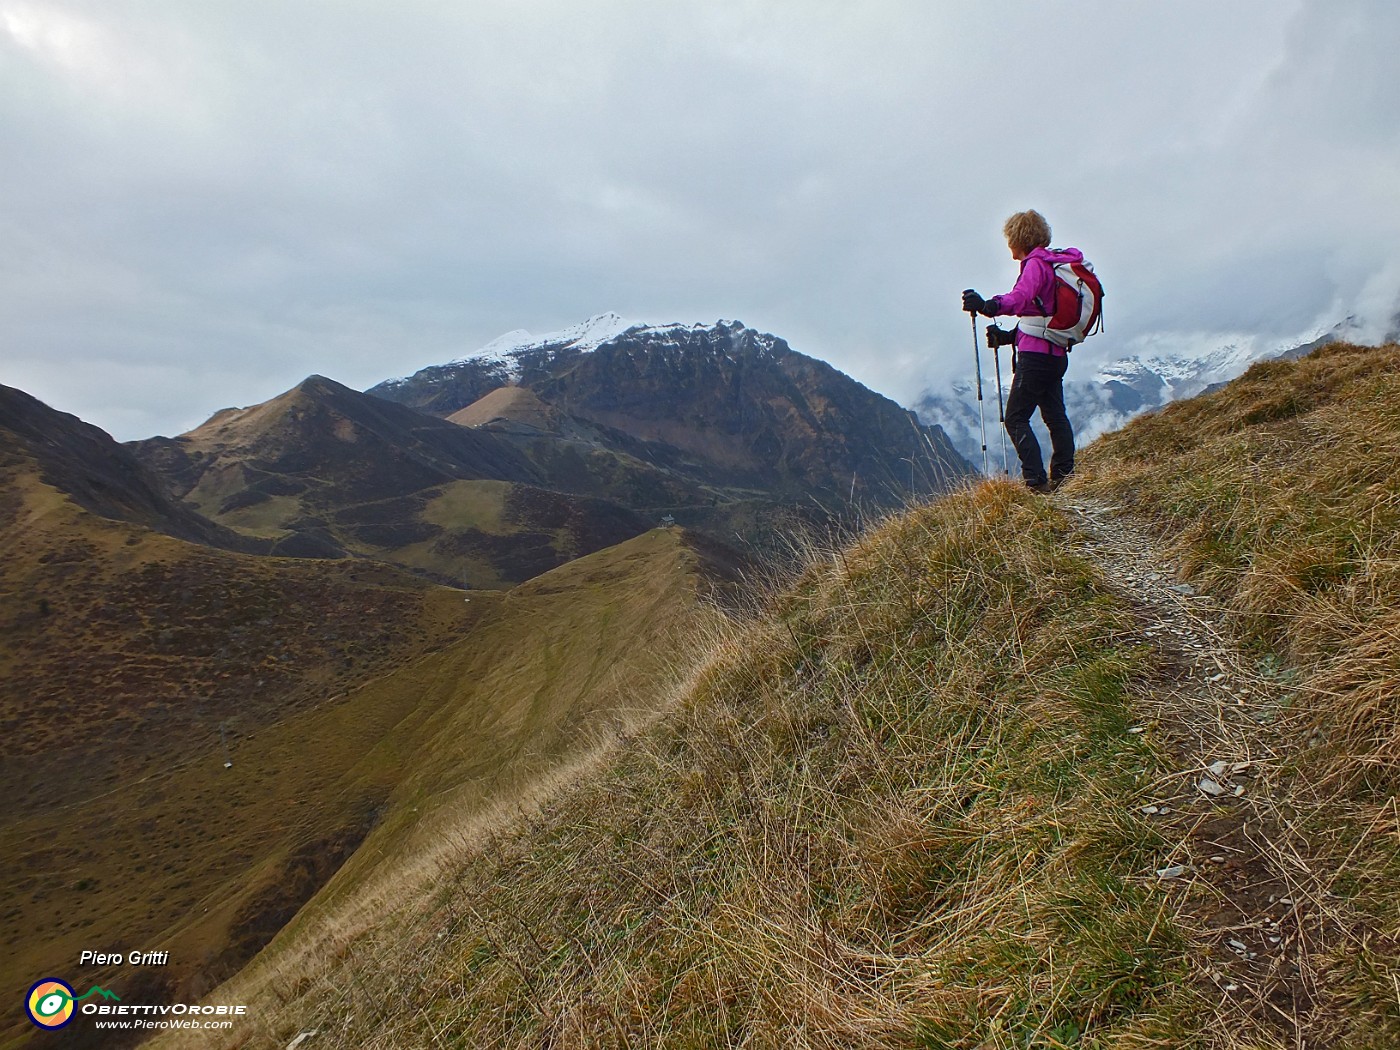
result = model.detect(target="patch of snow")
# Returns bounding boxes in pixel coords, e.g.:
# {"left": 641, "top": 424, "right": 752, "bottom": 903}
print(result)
{"left": 455, "top": 312, "right": 638, "bottom": 369}
{"left": 474, "top": 328, "right": 534, "bottom": 359}
{"left": 543, "top": 311, "right": 637, "bottom": 351}
{"left": 624, "top": 319, "right": 786, "bottom": 358}
{"left": 1092, "top": 343, "right": 1260, "bottom": 391}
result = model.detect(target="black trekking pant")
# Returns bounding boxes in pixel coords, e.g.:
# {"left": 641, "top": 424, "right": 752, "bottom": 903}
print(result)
{"left": 1004, "top": 349, "right": 1074, "bottom": 486}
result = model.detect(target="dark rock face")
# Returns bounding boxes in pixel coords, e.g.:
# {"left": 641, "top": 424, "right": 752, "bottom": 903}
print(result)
{"left": 370, "top": 321, "right": 970, "bottom": 505}
{"left": 369, "top": 358, "right": 515, "bottom": 417}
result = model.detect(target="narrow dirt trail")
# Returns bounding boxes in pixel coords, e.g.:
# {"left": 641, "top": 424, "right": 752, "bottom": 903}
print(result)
{"left": 1061, "top": 495, "right": 1335, "bottom": 1047}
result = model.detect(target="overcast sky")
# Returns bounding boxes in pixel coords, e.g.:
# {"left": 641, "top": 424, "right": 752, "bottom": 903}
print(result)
{"left": 2, "top": 0, "right": 1397, "bottom": 440}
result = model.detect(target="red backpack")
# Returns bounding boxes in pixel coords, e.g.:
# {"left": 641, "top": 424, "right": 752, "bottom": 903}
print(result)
{"left": 1017, "top": 254, "right": 1104, "bottom": 349}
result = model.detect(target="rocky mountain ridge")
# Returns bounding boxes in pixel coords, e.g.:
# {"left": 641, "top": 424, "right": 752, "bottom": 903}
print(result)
{"left": 120, "top": 318, "right": 970, "bottom": 586}
{"left": 371, "top": 315, "right": 969, "bottom": 504}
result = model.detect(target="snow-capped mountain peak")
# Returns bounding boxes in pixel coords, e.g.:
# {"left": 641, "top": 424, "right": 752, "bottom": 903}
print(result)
{"left": 1092, "top": 341, "right": 1263, "bottom": 392}
{"left": 376, "top": 316, "right": 792, "bottom": 394}
{"left": 462, "top": 312, "right": 638, "bottom": 367}
{"left": 444, "top": 314, "right": 796, "bottom": 378}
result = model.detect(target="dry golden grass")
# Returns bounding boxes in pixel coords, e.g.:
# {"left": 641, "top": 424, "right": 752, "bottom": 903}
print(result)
{"left": 1074, "top": 341, "right": 1400, "bottom": 1044}
{"left": 0, "top": 418, "right": 716, "bottom": 1050}
{"left": 157, "top": 483, "right": 1210, "bottom": 1050}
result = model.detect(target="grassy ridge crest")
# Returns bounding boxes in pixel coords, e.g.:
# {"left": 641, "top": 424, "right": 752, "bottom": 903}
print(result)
{"left": 169, "top": 484, "right": 1194, "bottom": 1048}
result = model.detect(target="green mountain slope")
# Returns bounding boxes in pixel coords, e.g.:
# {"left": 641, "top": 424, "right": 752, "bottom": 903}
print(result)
{"left": 151, "top": 341, "right": 1400, "bottom": 1050}
{"left": 0, "top": 393, "right": 735, "bottom": 1050}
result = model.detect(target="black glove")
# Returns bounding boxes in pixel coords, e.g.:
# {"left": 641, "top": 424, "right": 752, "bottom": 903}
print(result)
{"left": 962, "top": 289, "right": 999, "bottom": 317}
{"left": 985, "top": 325, "right": 1015, "bottom": 349}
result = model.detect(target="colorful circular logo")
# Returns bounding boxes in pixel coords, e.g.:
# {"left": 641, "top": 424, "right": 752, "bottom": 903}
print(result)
{"left": 26, "top": 978, "right": 76, "bottom": 1029}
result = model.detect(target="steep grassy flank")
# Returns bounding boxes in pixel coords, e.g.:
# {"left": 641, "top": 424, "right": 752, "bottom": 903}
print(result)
{"left": 0, "top": 384, "right": 258, "bottom": 553}
{"left": 329, "top": 480, "right": 653, "bottom": 589}
{"left": 447, "top": 385, "right": 562, "bottom": 430}
{"left": 290, "top": 526, "right": 736, "bottom": 909}
{"left": 1074, "top": 341, "right": 1400, "bottom": 1044}
{"left": 161, "top": 484, "right": 1201, "bottom": 1049}
{"left": 2, "top": 413, "right": 725, "bottom": 1050}
{"left": 0, "top": 439, "right": 475, "bottom": 1048}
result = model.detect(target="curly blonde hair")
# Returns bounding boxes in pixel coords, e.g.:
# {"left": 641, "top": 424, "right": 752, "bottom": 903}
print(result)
{"left": 1003, "top": 210, "right": 1052, "bottom": 255}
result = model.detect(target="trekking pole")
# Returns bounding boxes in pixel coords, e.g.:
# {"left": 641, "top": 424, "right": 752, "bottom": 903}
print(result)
{"left": 991, "top": 340, "right": 1009, "bottom": 476}
{"left": 968, "top": 311, "right": 989, "bottom": 475}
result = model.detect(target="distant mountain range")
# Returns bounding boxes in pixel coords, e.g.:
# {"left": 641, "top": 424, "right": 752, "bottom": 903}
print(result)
{"left": 123, "top": 316, "right": 968, "bottom": 587}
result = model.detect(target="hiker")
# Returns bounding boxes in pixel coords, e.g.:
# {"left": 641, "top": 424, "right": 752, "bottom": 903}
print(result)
{"left": 962, "top": 210, "right": 1085, "bottom": 493}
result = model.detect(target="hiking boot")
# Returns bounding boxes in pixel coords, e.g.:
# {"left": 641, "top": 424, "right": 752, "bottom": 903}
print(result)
{"left": 1026, "top": 480, "right": 1053, "bottom": 494}
{"left": 1048, "top": 474, "right": 1073, "bottom": 492}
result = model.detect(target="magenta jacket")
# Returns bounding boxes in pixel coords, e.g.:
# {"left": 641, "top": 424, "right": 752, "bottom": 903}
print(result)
{"left": 987, "top": 246, "right": 1085, "bottom": 358}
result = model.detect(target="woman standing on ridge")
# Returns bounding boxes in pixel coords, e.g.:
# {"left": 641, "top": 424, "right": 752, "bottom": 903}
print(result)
{"left": 962, "top": 209, "right": 1080, "bottom": 493}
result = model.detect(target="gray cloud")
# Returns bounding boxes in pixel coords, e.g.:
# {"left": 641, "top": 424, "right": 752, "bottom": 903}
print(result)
{"left": 1, "top": 0, "right": 1395, "bottom": 440}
